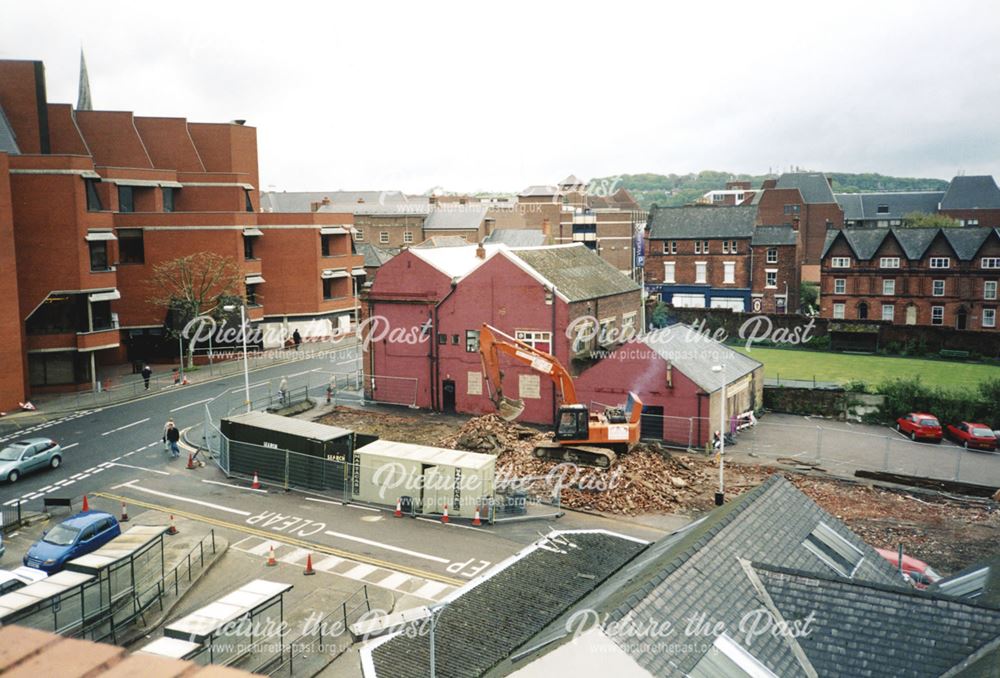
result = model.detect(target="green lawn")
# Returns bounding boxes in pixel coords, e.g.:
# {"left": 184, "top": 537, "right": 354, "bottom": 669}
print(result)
{"left": 731, "top": 346, "right": 1000, "bottom": 391}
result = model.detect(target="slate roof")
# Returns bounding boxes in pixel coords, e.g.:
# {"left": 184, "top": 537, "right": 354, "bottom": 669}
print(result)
{"left": 941, "top": 175, "right": 1000, "bottom": 210}
{"left": 930, "top": 552, "right": 1000, "bottom": 608}
{"left": 518, "top": 184, "right": 559, "bottom": 198}
{"left": 647, "top": 205, "right": 758, "bottom": 240}
{"left": 367, "top": 531, "right": 647, "bottom": 678}
{"left": 821, "top": 226, "right": 1000, "bottom": 261}
{"left": 0, "top": 105, "right": 19, "bottom": 155}
{"left": 751, "top": 225, "right": 797, "bottom": 246}
{"left": 757, "top": 564, "right": 1000, "bottom": 677}
{"left": 835, "top": 191, "right": 944, "bottom": 221}
{"left": 259, "top": 190, "right": 420, "bottom": 213}
{"left": 639, "top": 324, "right": 761, "bottom": 393}
{"left": 511, "top": 244, "right": 640, "bottom": 302}
{"left": 560, "top": 174, "right": 584, "bottom": 186}
{"left": 484, "top": 229, "right": 547, "bottom": 247}
{"left": 423, "top": 205, "right": 488, "bottom": 231}
{"left": 776, "top": 172, "right": 837, "bottom": 204}
{"left": 411, "top": 235, "right": 471, "bottom": 248}
{"left": 356, "top": 243, "right": 397, "bottom": 268}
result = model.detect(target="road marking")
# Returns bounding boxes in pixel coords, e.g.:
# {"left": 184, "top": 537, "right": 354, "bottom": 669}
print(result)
{"left": 61, "top": 443, "right": 79, "bottom": 451}
{"left": 344, "top": 563, "right": 378, "bottom": 579}
{"left": 170, "top": 398, "right": 214, "bottom": 413}
{"left": 322, "top": 529, "right": 450, "bottom": 564}
{"left": 413, "top": 581, "right": 450, "bottom": 600}
{"left": 78, "top": 473, "right": 91, "bottom": 479}
{"left": 95, "top": 490, "right": 461, "bottom": 586}
{"left": 315, "top": 555, "right": 346, "bottom": 570}
{"left": 116, "top": 481, "right": 251, "bottom": 516}
{"left": 111, "top": 462, "right": 171, "bottom": 476}
{"left": 305, "top": 496, "right": 343, "bottom": 506}
{"left": 247, "top": 540, "right": 277, "bottom": 556}
{"left": 345, "top": 503, "right": 381, "bottom": 512}
{"left": 3, "top": 499, "right": 18, "bottom": 506}
{"left": 279, "top": 548, "right": 312, "bottom": 565}
{"left": 25, "top": 493, "right": 43, "bottom": 500}
{"left": 285, "top": 369, "right": 315, "bottom": 379}
{"left": 201, "top": 479, "right": 267, "bottom": 494}
{"left": 37, "top": 485, "right": 54, "bottom": 493}
{"left": 101, "top": 417, "right": 150, "bottom": 436}
{"left": 378, "top": 572, "right": 412, "bottom": 590}
{"left": 230, "top": 381, "right": 269, "bottom": 394}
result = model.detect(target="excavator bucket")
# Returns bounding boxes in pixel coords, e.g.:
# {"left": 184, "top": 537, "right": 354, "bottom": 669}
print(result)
{"left": 498, "top": 396, "right": 525, "bottom": 421}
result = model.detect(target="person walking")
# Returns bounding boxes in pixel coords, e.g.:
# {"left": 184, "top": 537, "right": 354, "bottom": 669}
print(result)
{"left": 279, "top": 376, "right": 289, "bottom": 406}
{"left": 292, "top": 329, "right": 302, "bottom": 351}
{"left": 166, "top": 422, "right": 181, "bottom": 459}
{"left": 163, "top": 418, "right": 176, "bottom": 452}
{"left": 141, "top": 364, "right": 152, "bottom": 390}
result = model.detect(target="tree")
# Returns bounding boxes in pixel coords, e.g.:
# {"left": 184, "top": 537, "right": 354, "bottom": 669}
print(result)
{"left": 799, "top": 282, "right": 819, "bottom": 314}
{"left": 149, "top": 252, "right": 246, "bottom": 368}
{"left": 901, "top": 212, "right": 962, "bottom": 229}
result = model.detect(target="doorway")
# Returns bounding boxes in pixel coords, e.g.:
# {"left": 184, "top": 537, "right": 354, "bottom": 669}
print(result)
{"left": 442, "top": 380, "right": 456, "bottom": 413}
{"left": 640, "top": 405, "right": 664, "bottom": 441}
{"left": 905, "top": 304, "right": 916, "bottom": 325}
{"left": 858, "top": 302, "right": 868, "bottom": 320}
{"left": 957, "top": 307, "right": 968, "bottom": 330}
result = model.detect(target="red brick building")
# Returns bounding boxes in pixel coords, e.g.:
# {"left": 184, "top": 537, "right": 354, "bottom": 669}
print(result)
{"left": 0, "top": 58, "right": 362, "bottom": 398}
{"left": 819, "top": 227, "right": 1000, "bottom": 330}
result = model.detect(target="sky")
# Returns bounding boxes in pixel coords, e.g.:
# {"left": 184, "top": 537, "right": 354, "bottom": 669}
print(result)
{"left": 2, "top": 1, "right": 999, "bottom": 194}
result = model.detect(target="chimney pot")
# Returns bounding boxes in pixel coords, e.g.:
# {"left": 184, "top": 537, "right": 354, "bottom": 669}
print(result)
{"left": 476, "top": 241, "right": 486, "bottom": 259}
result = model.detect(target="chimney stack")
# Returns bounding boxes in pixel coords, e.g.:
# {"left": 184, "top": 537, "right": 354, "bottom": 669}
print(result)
{"left": 476, "top": 241, "right": 486, "bottom": 259}
{"left": 542, "top": 217, "right": 551, "bottom": 238}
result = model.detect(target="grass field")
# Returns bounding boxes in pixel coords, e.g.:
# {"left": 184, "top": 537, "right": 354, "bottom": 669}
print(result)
{"left": 731, "top": 346, "right": 1000, "bottom": 391}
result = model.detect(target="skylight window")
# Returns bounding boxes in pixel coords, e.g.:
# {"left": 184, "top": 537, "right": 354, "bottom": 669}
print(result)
{"left": 937, "top": 567, "right": 989, "bottom": 598}
{"left": 689, "top": 633, "right": 778, "bottom": 678}
{"left": 803, "top": 522, "right": 864, "bottom": 577}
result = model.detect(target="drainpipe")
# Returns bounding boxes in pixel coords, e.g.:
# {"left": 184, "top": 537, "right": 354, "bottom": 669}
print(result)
{"left": 550, "top": 285, "right": 557, "bottom": 423}
{"left": 432, "top": 279, "right": 460, "bottom": 412}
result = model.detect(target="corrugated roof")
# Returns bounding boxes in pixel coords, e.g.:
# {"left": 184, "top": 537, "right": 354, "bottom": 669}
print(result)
{"left": 940, "top": 175, "right": 1000, "bottom": 210}
{"left": 647, "top": 205, "right": 757, "bottom": 240}
{"left": 776, "top": 172, "right": 837, "bottom": 204}
{"left": 511, "top": 244, "right": 640, "bottom": 302}
{"left": 639, "top": 324, "right": 761, "bottom": 393}
{"left": 484, "top": 229, "right": 547, "bottom": 247}
{"left": 0, "top": 105, "right": 20, "bottom": 155}
{"left": 750, "top": 225, "right": 797, "bottom": 246}
{"left": 422, "top": 205, "right": 487, "bottom": 231}
{"left": 835, "top": 191, "right": 944, "bottom": 221}
{"left": 222, "top": 411, "right": 352, "bottom": 441}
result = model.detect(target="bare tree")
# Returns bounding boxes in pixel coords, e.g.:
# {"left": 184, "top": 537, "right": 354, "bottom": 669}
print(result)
{"left": 149, "top": 252, "right": 245, "bottom": 368}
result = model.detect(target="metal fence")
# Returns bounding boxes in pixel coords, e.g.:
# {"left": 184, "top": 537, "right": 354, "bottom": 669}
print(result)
{"left": 1, "top": 500, "right": 23, "bottom": 535}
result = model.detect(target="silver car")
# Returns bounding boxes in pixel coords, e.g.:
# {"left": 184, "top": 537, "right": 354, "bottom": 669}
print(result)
{"left": 0, "top": 438, "right": 63, "bottom": 483}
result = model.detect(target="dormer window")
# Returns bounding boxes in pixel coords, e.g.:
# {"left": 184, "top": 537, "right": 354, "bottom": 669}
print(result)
{"left": 876, "top": 204, "right": 890, "bottom": 214}
{"left": 803, "top": 522, "right": 864, "bottom": 578}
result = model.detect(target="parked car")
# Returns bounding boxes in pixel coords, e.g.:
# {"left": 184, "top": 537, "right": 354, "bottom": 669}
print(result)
{"left": 0, "top": 437, "right": 63, "bottom": 483}
{"left": 0, "top": 533, "right": 4, "bottom": 560}
{"left": 946, "top": 422, "right": 998, "bottom": 451}
{"left": 895, "top": 413, "right": 943, "bottom": 442}
{"left": 876, "top": 548, "right": 942, "bottom": 589}
{"left": 0, "top": 566, "right": 47, "bottom": 595}
{"left": 22, "top": 511, "right": 121, "bottom": 574}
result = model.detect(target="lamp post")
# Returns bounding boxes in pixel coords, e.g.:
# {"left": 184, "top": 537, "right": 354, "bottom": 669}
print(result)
{"left": 178, "top": 333, "right": 184, "bottom": 383}
{"left": 428, "top": 602, "right": 448, "bottom": 678}
{"left": 712, "top": 364, "right": 726, "bottom": 506}
{"left": 225, "top": 304, "right": 252, "bottom": 413}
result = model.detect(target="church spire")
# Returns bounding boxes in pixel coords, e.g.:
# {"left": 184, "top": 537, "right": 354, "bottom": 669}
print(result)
{"left": 77, "top": 48, "right": 93, "bottom": 111}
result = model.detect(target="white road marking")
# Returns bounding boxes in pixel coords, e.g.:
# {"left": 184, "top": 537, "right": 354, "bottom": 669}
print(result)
{"left": 37, "top": 485, "right": 54, "bottom": 493}
{"left": 279, "top": 548, "right": 312, "bottom": 565}
{"left": 112, "top": 479, "right": 140, "bottom": 490}
{"left": 25, "top": 493, "right": 43, "bottom": 500}
{"left": 285, "top": 369, "right": 315, "bottom": 379}
{"left": 3, "top": 499, "right": 18, "bottom": 506}
{"left": 343, "top": 563, "right": 378, "bottom": 579}
{"left": 230, "top": 381, "right": 269, "bottom": 394}
{"left": 345, "top": 503, "right": 381, "bottom": 512}
{"left": 170, "top": 398, "right": 213, "bottom": 413}
{"left": 78, "top": 473, "right": 92, "bottom": 479}
{"left": 314, "top": 555, "right": 346, "bottom": 570}
{"left": 118, "top": 481, "right": 251, "bottom": 516}
{"left": 110, "top": 462, "right": 171, "bottom": 476}
{"left": 61, "top": 443, "right": 79, "bottom": 451}
{"left": 246, "top": 541, "right": 277, "bottom": 556}
{"left": 412, "top": 581, "right": 450, "bottom": 600}
{"left": 305, "top": 496, "right": 343, "bottom": 506}
{"left": 378, "top": 572, "right": 412, "bottom": 590}
{"left": 101, "top": 417, "right": 151, "bottom": 436}
{"left": 201, "top": 479, "right": 267, "bottom": 493}
{"left": 322, "top": 529, "right": 450, "bottom": 564}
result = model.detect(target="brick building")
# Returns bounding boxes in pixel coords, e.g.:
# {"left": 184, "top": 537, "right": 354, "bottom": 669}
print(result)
{"left": 360, "top": 243, "right": 642, "bottom": 424}
{"left": 0, "top": 58, "right": 361, "bottom": 399}
{"left": 819, "top": 227, "right": 1000, "bottom": 330}
{"left": 644, "top": 205, "right": 800, "bottom": 313}
{"left": 835, "top": 176, "right": 1000, "bottom": 229}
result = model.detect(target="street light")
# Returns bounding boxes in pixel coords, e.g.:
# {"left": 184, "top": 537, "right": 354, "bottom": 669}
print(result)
{"left": 224, "top": 303, "right": 252, "bottom": 413}
{"left": 427, "top": 601, "right": 449, "bottom": 678}
{"left": 711, "top": 363, "right": 726, "bottom": 506}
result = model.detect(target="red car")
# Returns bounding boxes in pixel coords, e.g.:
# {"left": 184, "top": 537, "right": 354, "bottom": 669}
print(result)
{"left": 876, "top": 548, "right": 942, "bottom": 589}
{"left": 946, "top": 421, "right": 998, "bottom": 451}
{"left": 895, "top": 412, "right": 942, "bottom": 442}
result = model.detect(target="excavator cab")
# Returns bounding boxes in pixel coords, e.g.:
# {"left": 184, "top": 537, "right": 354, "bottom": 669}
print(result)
{"left": 556, "top": 404, "right": 590, "bottom": 441}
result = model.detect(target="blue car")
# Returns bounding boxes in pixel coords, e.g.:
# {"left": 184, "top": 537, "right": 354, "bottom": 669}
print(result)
{"left": 23, "top": 511, "right": 121, "bottom": 574}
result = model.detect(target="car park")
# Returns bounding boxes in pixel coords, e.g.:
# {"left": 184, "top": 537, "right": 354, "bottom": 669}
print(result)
{"left": 895, "top": 413, "right": 943, "bottom": 442}
{"left": 946, "top": 422, "right": 998, "bottom": 451}
{"left": 0, "top": 566, "right": 48, "bottom": 595}
{"left": 0, "top": 437, "right": 63, "bottom": 483}
{"left": 22, "top": 511, "right": 121, "bottom": 574}
{"left": 876, "top": 548, "right": 942, "bottom": 589}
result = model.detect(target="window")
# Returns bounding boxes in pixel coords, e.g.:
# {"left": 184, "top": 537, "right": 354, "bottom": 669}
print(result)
{"left": 694, "top": 241, "right": 702, "bottom": 254}
{"left": 723, "top": 262, "right": 735, "bottom": 284}
{"left": 722, "top": 241, "right": 729, "bottom": 254}
{"left": 663, "top": 261, "right": 676, "bottom": 284}
{"left": 880, "top": 257, "right": 900, "bottom": 268}
{"left": 932, "top": 306, "right": 944, "bottom": 325}
{"left": 765, "top": 269, "right": 777, "bottom": 288}
{"left": 243, "top": 235, "right": 256, "bottom": 260}
{"left": 515, "top": 330, "right": 552, "bottom": 354}
{"left": 876, "top": 204, "right": 890, "bottom": 214}
{"left": 783, "top": 203, "right": 800, "bottom": 214}
{"left": 889, "top": 219, "right": 901, "bottom": 226}
{"left": 703, "top": 240, "right": 709, "bottom": 253}
{"left": 162, "top": 187, "right": 175, "bottom": 212}
{"left": 670, "top": 240, "right": 677, "bottom": 254}
{"left": 882, "top": 279, "right": 895, "bottom": 296}
{"left": 984, "top": 308, "right": 997, "bottom": 328}
{"left": 930, "top": 257, "right": 950, "bottom": 269}
{"left": 831, "top": 257, "right": 851, "bottom": 268}
{"left": 983, "top": 257, "right": 1000, "bottom": 269}
{"left": 803, "top": 522, "right": 864, "bottom": 578}
{"left": 85, "top": 179, "right": 102, "bottom": 211}
{"left": 622, "top": 312, "right": 637, "bottom": 335}
{"left": 355, "top": 229, "right": 364, "bottom": 242}
{"left": 834, "top": 278, "right": 846, "bottom": 294}
{"left": 766, "top": 248, "right": 777, "bottom": 264}
{"left": 117, "top": 229, "right": 144, "bottom": 264}
{"left": 689, "top": 633, "right": 779, "bottom": 678}
{"left": 321, "top": 234, "right": 332, "bottom": 257}
{"left": 695, "top": 262, "right": 707, "bottom": 284}
{"left": 118, "top": 186, "right": 134, "bottom": 213}
{"left": 465, "top": 330, "right": 480, "bottom": 353}
{"left": 88, "top": 240, "right": 109, "bottom": 271}
{"left": 244, "top": 189, "right": 254, "bottom": 213}
{"left": 437, "top": 333, "right": 447, "bottom": 345}
{"left": 881, "top": 304, "right": 895, "bottom": 321}
{"left": 986, "top": 281, "right": 998, "bottom": 300}
{"left": 598, "top": 318, "right": 616, "bottom": 345}
{"left": 322, "top": 278, "right": 334, "bottom": 300}
{"left": 663, "top": 240, "right": 677, "bottom": 254}
{"left": 379, "top": 231, "right": 389, "bottom": 244}
{"left": 730, "top": 240, "right": 738, "bottom": 254}
{"left": 933, "top": 279, "right": 945, "bottom": 297}
{"left": 857, "top": 302, "right": 868, "bottom": 319}
{"left": 963, "top": 219, "right": 980, "bottom": 226}
{"left": 246, "top": 283, "right": 259, "bottom": 306}
{"left": 403, "top": 231, "right": 414, "bottom": 244}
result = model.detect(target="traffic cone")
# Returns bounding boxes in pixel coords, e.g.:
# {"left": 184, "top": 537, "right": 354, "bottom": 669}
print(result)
{"left": 441, "top": 504, "right": 449, "bottom": 524}
{"left": 472, "top": 506, "right": 482, "bottom": 527}
{"left": 252, "top": 471, "right": 261, "bottom": 490}
{"left": 186, "top": 452, "right": 196, "bottom": 470}
{"left": 120, "top": 501, "right": 129, "bottom": 523}
{"left": 82, "top": 495, "right": 90, "bottom": 512}
{"left": 394, "top": 498, "right": 402, "bottom": 517}
{"left": 303, "top": 553, "right": 316, "bottom": 576}
{"left": 167, "top": 514, "right": 178, "bottom": 535}
{"left": 266, "top": 545, "right": 278, "bottom": 567}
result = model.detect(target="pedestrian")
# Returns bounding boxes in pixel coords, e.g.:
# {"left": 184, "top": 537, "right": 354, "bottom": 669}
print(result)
{"left": 166, "top": 422, "right": 181, "bottom": 459}
{"left": 162, "top": 418, "right": 175, "bottom": 452}
{"left": 279, "top": 377, "right": 289, "bottom": 405}
{"left": 712, "top": 430, "right": 722, "bottom": 451}
{"left": 292, "top": 329, "right": 302, "bottom": 351}
{"left": 141, "top": 364, "right": 152, "bottom": 390}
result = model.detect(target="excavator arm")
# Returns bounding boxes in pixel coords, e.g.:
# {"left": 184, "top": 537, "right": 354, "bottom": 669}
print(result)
{"left": 479, "top": 323, "right": 577, "bottom": 420}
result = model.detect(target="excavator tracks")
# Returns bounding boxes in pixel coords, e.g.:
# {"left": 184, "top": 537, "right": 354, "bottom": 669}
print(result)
{"left": 533, "top": 443, "right": 617, "bottom": 469}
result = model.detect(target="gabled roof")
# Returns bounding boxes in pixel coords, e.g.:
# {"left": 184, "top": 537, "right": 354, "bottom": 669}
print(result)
{"left": 518, "top": 184, "right": 559, "bottom": 198}
{"left": 559, "top": 174, "right": 584, "bottom": 187}
{"left": 484, "top": 228, "right": 547, "bottom": 247}
{"left": 356, "top": 243, "right": 397, "bottom": 268}
{"left": 407, "top": 243, "right": 504, "bottom": 279}
{"left": 751, "top": 225, "right": 797, "bottom": 246}
{"left": 941, "top": 175, "right": 1000, "bottom": 210}
{"left": 942, "top": 227, "right": 996, "bottom": 260}
{"left": 776, "top": 172, "right": 837, "bottom": 204}
{"left": 510, "top": 244, "right": 640, "bottom": 302}
{"left": 0, "top": 105, "right": 20, "bottom": 155}
{"left": 422, "top": 205, "right": 488, "bottom": 231}
{"left": 647, "top": 205, "right": 758, "bottom": 240}
{"left": 639, "top": 324, "right": 762, "bottom": 393}
{"left": 835, "top": 191, "right": 945, "bottom": 221}
{"left": 609, "top": 187, "right": 641, "bottom": 210}
{"left": 410, "top": 235, "right": 470, "bottom": 249}
{"left": 821, "top": 226, "right": 1000, "bottom": 261}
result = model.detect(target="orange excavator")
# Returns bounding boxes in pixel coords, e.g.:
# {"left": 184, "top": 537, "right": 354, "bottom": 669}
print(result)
{"left": 478, "top": 323, "right": 643, "bottom": 468}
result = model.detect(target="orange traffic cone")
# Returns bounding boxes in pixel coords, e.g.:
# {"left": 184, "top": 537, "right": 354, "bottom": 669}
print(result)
{"left": 120, "top": 501, "right": 129, "bottom": 523}
{"left": 252, "top": 471, "right": 261, "bottom": 490}
{"left": 82, "top": 495, "right": 90, "bottom": 512}
{"left": 441, "top": 504, "right": 449, "bottom": 524}
{"left": 186, "top": 452, "right": 196, "bottom": 470}
{"left": 168, "top": 514, "right": 178, "bottom": 535}
{"left": 266, "top": 545, "right": 278, "bottom": 567}
{"left": 394, "top": 498, "right": 402, "bottom": 517}
{"left": 472, "top": 506, "right": 482, "bottom": 527}
{"left": 303, "top": 553, "right": 316, "bottom": 576}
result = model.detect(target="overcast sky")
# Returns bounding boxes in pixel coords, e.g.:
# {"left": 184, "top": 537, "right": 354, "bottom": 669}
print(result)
{"left": 3, "top": 1, "right": 999, "bottom": 194}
